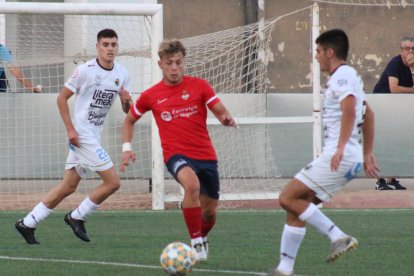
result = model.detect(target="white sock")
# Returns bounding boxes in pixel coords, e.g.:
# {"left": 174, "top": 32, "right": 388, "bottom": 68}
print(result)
{"left": 71, "top": 197, "right": 99, "bottom": 220}
{"left": 23, "top": 202, "right": 53, "bottom": 228}
{"left": 277, "top": 224, "right": 306, "bottom": 274}
{"left": 191, "top": 237, "right": 204, "bottom": 247}
{"left": 299, "top": 203, "right": 346, "bottom": 242}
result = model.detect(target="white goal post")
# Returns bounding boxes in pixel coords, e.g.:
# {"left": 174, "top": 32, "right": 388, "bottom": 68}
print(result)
{"left": 0, "top": 2, "right": 322, "bottom": 211}
{"left": 0, "top": 2, "right": 165, "bottom": 210}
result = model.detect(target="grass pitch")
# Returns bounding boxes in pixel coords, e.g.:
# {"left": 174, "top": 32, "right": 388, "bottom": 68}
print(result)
{"left": 1, "top": 209, "right": 413, "bottom": 276}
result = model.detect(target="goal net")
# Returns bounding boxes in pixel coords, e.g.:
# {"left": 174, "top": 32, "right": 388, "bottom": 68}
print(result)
{"left": 0, "top": 2, "right": 163, "bottom": 210}
{"left": 0, "top": 3, "right": 318, "bottom": 210}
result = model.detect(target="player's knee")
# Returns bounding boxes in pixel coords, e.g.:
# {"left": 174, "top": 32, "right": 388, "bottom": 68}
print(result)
{"left": 64, "top": 182, "right": 78, "bottom": 195}
{"left": 106, "top": 179, "right": 120, "bottom": 193}
{"left": 278, "top": 193, "right": 292, "bottom": 210}
{"left": 202, "top": 210, "right": 216, "bottom": 221}
{"left": 184, "top": 183, "right": 200, "bottom": 199}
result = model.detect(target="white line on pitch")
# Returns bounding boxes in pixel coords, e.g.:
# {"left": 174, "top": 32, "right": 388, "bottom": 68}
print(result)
{"left": 0, "top": 255, "right": 267, "bottom": 275}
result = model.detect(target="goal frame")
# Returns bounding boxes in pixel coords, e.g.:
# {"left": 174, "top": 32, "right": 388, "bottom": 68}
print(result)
{"left": 0, "top": 2, "right": 165, "bottom": 210}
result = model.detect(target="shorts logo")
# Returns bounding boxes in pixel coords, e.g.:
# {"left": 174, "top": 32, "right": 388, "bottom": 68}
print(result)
{"left": 173, "top": 159, "right": 187, "bottom": 173}
{"left": 161, "top": 111, "right": 172, "bottom": 121}
{"left": 337, "top": 79, "right": 347, "bottom": 86}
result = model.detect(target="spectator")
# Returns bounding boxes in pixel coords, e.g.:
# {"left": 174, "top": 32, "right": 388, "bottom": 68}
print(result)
{"left": 0, "top": 43, "right": 41, "bottom": 93}
{"left": 372, "top": 36, "right": 413, "bottom": 190}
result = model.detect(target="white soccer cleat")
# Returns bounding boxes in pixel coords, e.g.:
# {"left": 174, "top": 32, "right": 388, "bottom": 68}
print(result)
{"left": 269, "top": 268, "right": 294, "bottom": 276}
{"left": 192, "top": 242, "right": 207, "bottom": 262}
{"left": 327, "top": 235, "right": 358, "bottom": 262}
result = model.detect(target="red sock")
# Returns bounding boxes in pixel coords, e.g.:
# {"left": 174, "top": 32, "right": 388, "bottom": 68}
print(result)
{"left": 182, "top": 207, "right": 202, "bottom": 239}
{"left": 201, "top": 218, "right": 216, "bottom": 237}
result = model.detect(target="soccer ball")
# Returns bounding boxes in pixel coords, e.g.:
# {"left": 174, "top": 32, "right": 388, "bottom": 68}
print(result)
{"left": 160, "top": 242, "right": 195, "bottom": 275}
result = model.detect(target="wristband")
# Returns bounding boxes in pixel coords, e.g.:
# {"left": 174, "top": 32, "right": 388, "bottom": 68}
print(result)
{"left": 122, "top": 142, "right": 132, "bottom": 152}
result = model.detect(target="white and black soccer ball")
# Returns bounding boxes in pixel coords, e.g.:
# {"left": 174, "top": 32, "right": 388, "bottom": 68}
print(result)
{"left": 160, "top": 242, "right": 195, "bottom": 275}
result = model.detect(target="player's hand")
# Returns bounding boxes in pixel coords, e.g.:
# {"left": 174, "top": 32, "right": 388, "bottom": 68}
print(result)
{"left": 120, "top": 151, "right": 136, "bottom": 172}
{"left": 363, "top": 153, "right": 380, "bottom": 178}
{"left": 407, "top": 52, "right": 414, "bottom": 68}
{"left": 32, "top": 85, "right": 42, "bottom": 93}
{"left": 330, "top": 148, "right": 344, "bottom": 172}
{"left": 119, "top": 86, "right": 132, "bottom": 104}
{"left": 221, "top": 114, "right": 238, "bottom": 128}
{"left": 67, "top": 129, "right": 80, "bottom": 148}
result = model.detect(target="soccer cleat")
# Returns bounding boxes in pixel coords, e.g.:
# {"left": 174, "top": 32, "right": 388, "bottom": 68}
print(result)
{"left": 192, "top": 243, "right": 207, "bottom": 262}
{"left": 387, "top": 178, "right": 407, "bottom": 190}
{"left": 269, "top": 268, "right": 294, "bottom": 276}
{"left": 375, "top": 178, "right": 393, "bottom": 190}
{"left": 327, "top": 236, "right": 358, "bottom": 262}
{"left": 203, "top": 240, "right": 209, "bottom": 258}
{"left": 15, "top": 219, "right": 40, "bottom": 245}
{"left": 64, "top": 212, "right": 90, "bottom": 242}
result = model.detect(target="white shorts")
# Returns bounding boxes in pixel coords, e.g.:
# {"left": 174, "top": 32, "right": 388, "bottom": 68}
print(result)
{"left": 65, "top": 143, "right": 113, "bottom": 178}
{"left": 295, "top": 154, "right": 362, "bottom": 202}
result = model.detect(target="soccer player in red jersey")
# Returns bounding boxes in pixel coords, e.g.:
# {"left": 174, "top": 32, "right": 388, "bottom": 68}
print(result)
{"left": 120, "top": 39, "right": 237, "bottom": 261}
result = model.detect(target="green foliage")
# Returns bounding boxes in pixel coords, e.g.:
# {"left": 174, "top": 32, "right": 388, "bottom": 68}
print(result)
{"left": 1, "top": 209, "right": 413, "bottom": 276}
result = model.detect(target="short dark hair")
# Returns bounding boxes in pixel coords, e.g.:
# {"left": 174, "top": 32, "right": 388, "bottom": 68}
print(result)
{"left": 97, "top": 29, "right": 118, "bottom": 41}
{"left": 158, "top": 39, "right": 186, "bottom": 59}
{"left": 316, "top": 29, "right": 349, "bottom": 61}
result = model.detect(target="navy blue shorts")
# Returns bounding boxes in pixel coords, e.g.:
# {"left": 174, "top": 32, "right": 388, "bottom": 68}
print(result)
{"left": 166, "top": 154, "right": 220, "bottom": 199}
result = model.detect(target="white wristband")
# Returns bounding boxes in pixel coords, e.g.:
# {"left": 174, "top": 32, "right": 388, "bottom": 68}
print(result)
{"left": 122, "top": 142, "right": 132, "bottom": 152}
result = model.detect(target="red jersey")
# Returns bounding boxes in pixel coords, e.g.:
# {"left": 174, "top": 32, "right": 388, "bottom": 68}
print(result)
{"left": 131, "top": 76, "right": 220, "bottom": 162}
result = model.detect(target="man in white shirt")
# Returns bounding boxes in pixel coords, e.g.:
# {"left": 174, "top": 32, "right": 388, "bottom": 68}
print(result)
{"left": 16, "top": 29, "right": 132, "bottom": 244}
{"left": 271, "top": 29, "right": 379, "bottom": 276}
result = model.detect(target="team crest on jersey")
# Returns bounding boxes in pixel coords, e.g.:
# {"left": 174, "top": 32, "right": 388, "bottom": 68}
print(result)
{"left": 95, "top": 75, "right": 102, "bottom": 86}
{"left": 71, "top": 69, "right": 79, "bottom": 78}
{"left": 181, "top": 91, "right": 190, "bottom": 101}
{"left": 161, "top": 111, "right": 172, "bottom": 122}
{"left": 115, "top": 78, "right": 119, "bottom": 86}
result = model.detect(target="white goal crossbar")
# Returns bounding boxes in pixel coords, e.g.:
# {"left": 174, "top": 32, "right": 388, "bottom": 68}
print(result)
{"left": 0, "top": 3, "right": 323, "bottom": 211}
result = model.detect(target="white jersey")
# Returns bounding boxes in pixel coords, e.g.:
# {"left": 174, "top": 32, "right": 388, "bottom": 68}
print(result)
{"left": 65, "top": 58, "right": 130, "bottom": 144}
{"left": 322, "top": 64, "right": 365, "bottom": 162}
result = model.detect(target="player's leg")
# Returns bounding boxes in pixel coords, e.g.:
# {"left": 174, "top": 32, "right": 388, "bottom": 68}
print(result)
{"left": 273, "top": 156, "right": 361, "bottom": 274}
{"left": 176, "top": 166, "right": 208, "bottom": 261}
{"left": 64, "top": 166, "right": 120, "bottom": 242}
{"left": 198, "top": 161, "right": 220, "bottom": 260}
{"left": 166, "top": 155, "right": 206, "bottom": 261}
{"left": 16, "top": 168, "right": 81, "bottom": 244}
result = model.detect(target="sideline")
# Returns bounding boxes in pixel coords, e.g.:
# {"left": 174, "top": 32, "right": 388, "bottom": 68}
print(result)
{"left": 0, "top": 255, "right": 267, "bottom": 275}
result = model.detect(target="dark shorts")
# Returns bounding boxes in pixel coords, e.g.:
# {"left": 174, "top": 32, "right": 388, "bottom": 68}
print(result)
{"left": 166, "top": 154, "right": 220, "bottom": 199}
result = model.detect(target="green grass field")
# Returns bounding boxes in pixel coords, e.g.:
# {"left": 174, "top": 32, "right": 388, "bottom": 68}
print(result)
{"left": 1, "top": 209, "right": 413, "bottom": 276}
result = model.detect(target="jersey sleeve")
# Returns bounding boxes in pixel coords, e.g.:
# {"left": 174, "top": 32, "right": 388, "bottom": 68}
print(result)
{"left": 64, "top": 65, "right": 86, "bottom": 94}
{"left": 200, "top": 79, "right": 220, "bottom": 107}
{"left": 130, "top": 93, "right": 150, "bottom": 119}
{"left": 0, "top": 45, "right": 12, "bottom": 64}
{"left": 120, "top": 65, "right": 131, "bottom": 94}
{"left": 331, "top": 69, "right": 359, "bottom": 102}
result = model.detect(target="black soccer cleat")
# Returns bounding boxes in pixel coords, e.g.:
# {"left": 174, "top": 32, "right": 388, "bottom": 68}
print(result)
{"left": 15, "top": 219, "right": 40, "bottom": 245}
{"left": 375, "top": 178, "right": 393, "bottom": 190}
{"left": 387, "top": 178, "right": 407, "bottom": 190}
{"left": 64, "top": 212, "right": 90, "bottom": 242}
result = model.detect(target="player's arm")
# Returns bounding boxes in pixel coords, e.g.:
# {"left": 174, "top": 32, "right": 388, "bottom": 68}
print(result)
{"left": 119, "top": 86, "right": 133, "bottom": 113}
{"left": 388, "top": 76, "right": 414, "bottom": 93}
{"left": 209, "top": 101, "right": 238, "bottom": 128}
{"left": 120, "top": 112, "right": 139, "bottom": 172}
{"left": 361, "top": 102, "right": 380, "bottom": 178}
{"left": 57, "top": 86, "right": 79, "bottom": 147}
{"left": 331, "top": 95, "right": 356, "bottom": 172}
{"left": 7, "top": 65, "right": 41, "bottom": 93}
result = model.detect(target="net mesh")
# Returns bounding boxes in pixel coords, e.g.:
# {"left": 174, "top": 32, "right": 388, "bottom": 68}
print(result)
{"left": 0, "top": 7, "right": 317, "bottom": 210}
